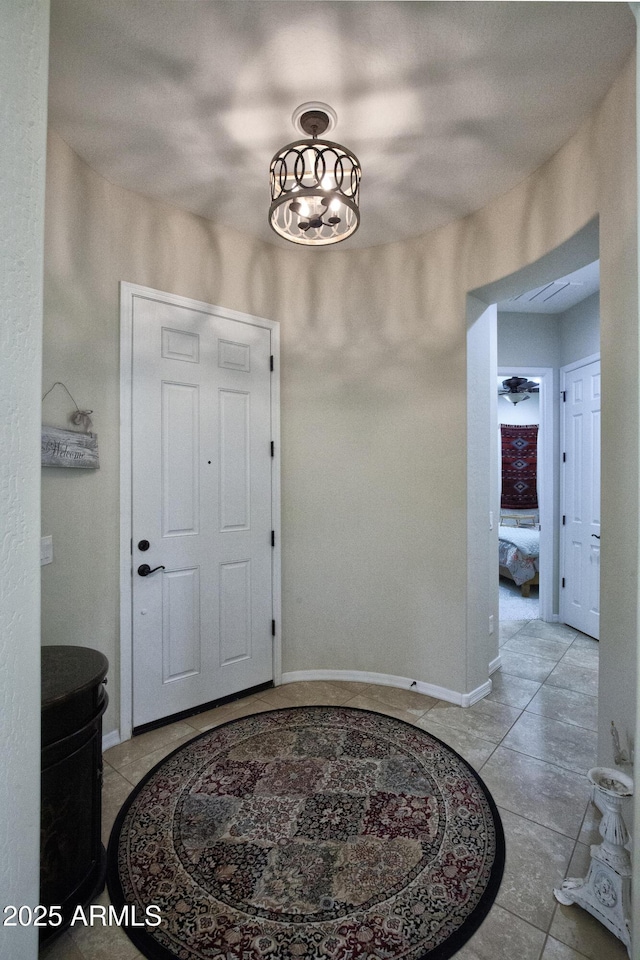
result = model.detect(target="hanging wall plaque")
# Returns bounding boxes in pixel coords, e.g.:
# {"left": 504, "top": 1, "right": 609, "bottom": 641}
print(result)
{"left": 41, "top": 425, "right": 100, "bottom": 469}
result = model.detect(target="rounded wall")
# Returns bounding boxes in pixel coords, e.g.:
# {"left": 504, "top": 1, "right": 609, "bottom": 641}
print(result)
{"left": 43, "top": 54, "right": 637, "bottom": 759}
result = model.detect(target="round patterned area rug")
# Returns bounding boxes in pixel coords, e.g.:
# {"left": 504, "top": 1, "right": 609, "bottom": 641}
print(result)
{"left": 107, "top": 706, "right": 504, "bottom": 960}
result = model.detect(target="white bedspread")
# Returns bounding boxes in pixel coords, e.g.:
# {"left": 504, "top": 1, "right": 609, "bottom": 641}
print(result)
{"left": 498, "top": 525, "right": 539, "bottom": 586}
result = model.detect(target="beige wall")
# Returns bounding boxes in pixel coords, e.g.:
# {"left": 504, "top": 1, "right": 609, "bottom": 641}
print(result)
{"left": 43, "top": 52, "right": 637, "bottom": 783}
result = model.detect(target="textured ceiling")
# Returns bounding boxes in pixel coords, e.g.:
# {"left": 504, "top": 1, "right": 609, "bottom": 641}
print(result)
{"left": 48, "top": 2, "right": 635, "bottom": 250}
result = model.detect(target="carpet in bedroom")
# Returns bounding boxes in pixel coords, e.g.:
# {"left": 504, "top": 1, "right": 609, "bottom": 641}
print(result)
{"left": 499, "top": 577, "right": 539, "bottom": 621}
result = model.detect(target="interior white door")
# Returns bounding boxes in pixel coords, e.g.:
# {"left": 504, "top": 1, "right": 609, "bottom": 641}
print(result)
{"left": 132, "top": 295, "right": 274, "bottom": 727}
{"left": 560, "top": 357, "right": 600, "bottom": 639}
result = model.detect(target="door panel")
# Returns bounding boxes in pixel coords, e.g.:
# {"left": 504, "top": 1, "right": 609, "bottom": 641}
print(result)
{"left": 561, "top": 358, "right": 600, "bottom": 639}
{"left": 219, "top": 390, "right": 250, "bottom": 530}
{"left": 162, "top": 567, "right": 201, "bottom": 682}
{"left": 132, "top": 295, "right": 273, "bottom": 727}
{"left": 161, "top": 381, "right": 200, "bottom": 536}
{"left": 219, "top": 560, "right": 252, "bottom": 664}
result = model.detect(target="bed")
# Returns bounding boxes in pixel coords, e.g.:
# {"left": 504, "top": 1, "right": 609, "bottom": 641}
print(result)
{"left": 498, "top": 522, "right": 540, "bottom": 597}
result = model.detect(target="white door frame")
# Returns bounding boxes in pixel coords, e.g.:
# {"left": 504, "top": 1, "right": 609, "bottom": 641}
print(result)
{"left": 559, "top": 352, "right": 600, "bottom": 633}
{"left": 498, "top": 365, "right": 555, "bottom": 622}
{"left": 119, "top": 282, "right": 281, "bottom": 743}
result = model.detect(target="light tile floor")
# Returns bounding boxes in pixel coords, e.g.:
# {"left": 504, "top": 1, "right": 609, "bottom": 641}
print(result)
{"left": 41, "top": 619, "right": 630, "bottom": 960}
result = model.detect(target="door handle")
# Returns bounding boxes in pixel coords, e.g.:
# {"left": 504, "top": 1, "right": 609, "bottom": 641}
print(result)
{"left": 137, "top": 564, "right": 165, "bottom": 577}
{"left": 591, "top": 534, "right": 601, "bottom": 539}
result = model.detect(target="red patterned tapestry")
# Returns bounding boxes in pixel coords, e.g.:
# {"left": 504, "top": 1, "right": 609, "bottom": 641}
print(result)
{"left": 501, "top": 424, "right": 538, "bottom": 509}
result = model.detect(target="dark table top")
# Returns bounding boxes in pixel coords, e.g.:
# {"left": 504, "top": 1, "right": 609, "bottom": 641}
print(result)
{"left": 41, "top": 645, "right": 109, "bottom": 708}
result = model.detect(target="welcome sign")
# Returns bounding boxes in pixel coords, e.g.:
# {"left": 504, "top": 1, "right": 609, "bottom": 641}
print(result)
{"left": 41, "top": 425, "right": 100, "bottom": 469}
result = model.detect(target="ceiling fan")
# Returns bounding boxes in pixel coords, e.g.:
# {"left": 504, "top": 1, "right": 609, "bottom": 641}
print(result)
{"left": 499, "top": 376, "right": 540, "bottom": 404}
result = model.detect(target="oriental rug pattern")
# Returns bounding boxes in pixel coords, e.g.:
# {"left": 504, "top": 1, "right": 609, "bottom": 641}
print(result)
{"left": 501, "top": 423, "right": 539, "bottom": 510}
{"left": 107, "top": 706, "right": 504, "bottom": 960}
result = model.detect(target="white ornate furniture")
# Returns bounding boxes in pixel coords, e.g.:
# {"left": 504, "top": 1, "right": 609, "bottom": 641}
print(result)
{"left": 554, "top": 766, "right": 633, "bottom": 958}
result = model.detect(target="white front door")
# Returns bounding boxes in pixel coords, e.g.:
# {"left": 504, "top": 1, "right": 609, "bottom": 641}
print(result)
{"left": 131, "top": 292, "right": 275, "bottom": 728}
{"left": 560, "top": 356, "right": 600, "bottom": 639}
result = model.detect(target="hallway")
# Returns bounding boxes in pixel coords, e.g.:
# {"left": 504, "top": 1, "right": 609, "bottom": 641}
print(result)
{"left": 42, "top": 620, "right": 627, "bottom": 960}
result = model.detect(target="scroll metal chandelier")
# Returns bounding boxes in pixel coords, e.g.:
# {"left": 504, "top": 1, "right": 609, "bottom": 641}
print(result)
{"left": 269, "top": 102, "right": 361, "bottom": 246}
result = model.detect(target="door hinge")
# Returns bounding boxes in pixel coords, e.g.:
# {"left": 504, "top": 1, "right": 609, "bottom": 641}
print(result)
{"left": 562, "top": 390, "right": 567, "bottom": 402}
{"left": 271, "top": 619, "right": 276, "bottom": 637}
{"left": 270, "top": 441, "right": 275, "bottom": 458}
{"left": 271, "top": 530, "right": 275, "bottom": 547}
{"left": 562, "top": 515, "right": 566, "bottom": 525}
{"left": 270, "top": 355, "right": 274, "bottom": 372}
{"left": 562, "top": 577, "right": 566, "bottom": 588}
{"left": 562, "top": 452, "right": 566, "bottom": 463}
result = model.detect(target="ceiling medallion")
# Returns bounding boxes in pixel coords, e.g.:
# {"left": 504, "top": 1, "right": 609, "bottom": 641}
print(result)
{"left": 269, "top": 102, "right": 361, "bottom": 246}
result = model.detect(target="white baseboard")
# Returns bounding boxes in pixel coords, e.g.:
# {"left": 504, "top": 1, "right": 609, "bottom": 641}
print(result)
{"left": 103, "top": 667, "right": 496, "bottom": 753}
{"left": 102, "top": 729, "right": 121, "bottom": 752}
{"left": 462, "top": 680, "right": 492, "bottom": 706}
{"left": 489, "top": 655, "right": 502, "bottom": 676}
{"left": 280, "top": 669, "right": 492, "bottom": 708}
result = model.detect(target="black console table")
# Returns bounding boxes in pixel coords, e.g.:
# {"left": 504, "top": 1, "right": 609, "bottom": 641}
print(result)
{"left": 40, "top": 645, "right": 109, "bottom": 945}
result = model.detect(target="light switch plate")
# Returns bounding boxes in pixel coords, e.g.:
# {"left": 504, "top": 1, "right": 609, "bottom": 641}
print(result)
{"left": 41, "top": 535, "right": 53, "bottom": 566}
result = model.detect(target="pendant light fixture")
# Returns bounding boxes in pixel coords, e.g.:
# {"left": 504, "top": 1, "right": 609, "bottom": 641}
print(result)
{"left": 269, "top": 102, "right": 361, "bottom": 246}
{"left": 503, "top": 391, "right": 530, "bottom": 405}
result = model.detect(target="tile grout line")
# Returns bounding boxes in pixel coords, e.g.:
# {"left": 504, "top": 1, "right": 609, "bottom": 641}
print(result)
{"left": 497, "top": 619, "right": 608, "bottom": 958}
{"left": 521, "top": 703, "right": 599, "bottom": 734}
{"left": 486, "top": 740, "right": 595, "bottom": 783}
{"left": 493, "top": 799, "right": 592, "bottom": 846}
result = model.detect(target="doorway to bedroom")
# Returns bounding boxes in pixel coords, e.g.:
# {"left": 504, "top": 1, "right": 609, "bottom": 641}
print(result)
{"left": 495, "top": 258, "right": 601, "bottom": 628}
{"left": 497, "top": 369, "right": 543, "bottom": 623}
{"left": 466, "top": 219, "right": 601, "bottom": 661}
